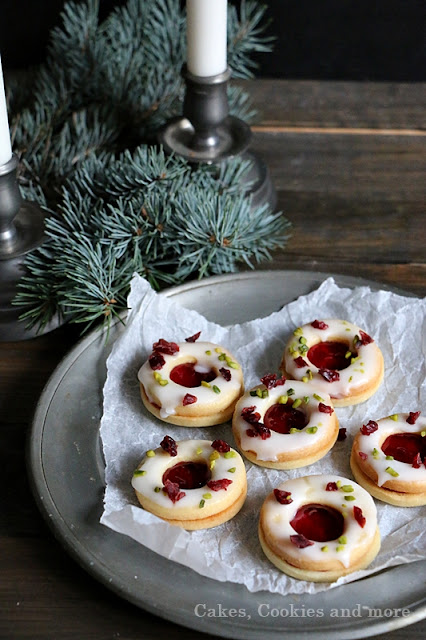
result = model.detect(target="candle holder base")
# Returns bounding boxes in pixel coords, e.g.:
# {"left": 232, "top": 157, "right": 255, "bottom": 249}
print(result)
{"left": 0, "top": 155, "right": 61, "bottom": 341}
{"left": 160, "top": 114, "right": 251, "bottom": 164}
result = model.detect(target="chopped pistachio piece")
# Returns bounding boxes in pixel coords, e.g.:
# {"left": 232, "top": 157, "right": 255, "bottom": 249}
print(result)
{"left": 386, "top": 466, "right": 399, "bottom": 477}
{"left": 212, "top": 385, "right": 221, "bottom": 394}
{"left": 203, "top": 493, "right": 212, "bottom": 500}
{"left": 344, "top": 495, "right": 356, "bottom": 501}
{"left": 228, "top": 467, "right": 236, "bottom": 473}
{"left": 199, "top": 499, "right": 205, "bottom": 509}
{"left": 389, "top": 414, "right": 398, "bottom": 421}
{"left": 313, "top": 393, "right": 323, "bottom": 402}
{"left": 293, "top": 327, "right": 303, "bottom": 336}
{"left": 292, "top": 398, "right": 302, "bottom": 409}
{"left": 205, "top": 350, "right": 212, "bottom": 355}
{"left": 307, "top": 426, "right": 318, "bottom": 434}
{"left": 287, "top": 388, "right": 295, "bottom": 396}
{"left": 133, "top": 469, "right": 146, "bottom": 477}
{"left": 201, "top": 380, "right": 211, "bottom": 388}
{"left": 338, "top": 535, "right": 347, "bottom": 544}
{"left": 341, "top": 485, "right": 354, "bottom": 492}
{"left": 224, "top": 450, "right": 236, "bottom": 459}
{"left": 278, "top": 394, "right": 288, "bottom": 404}
{"left": 146, "top": 450, "right": 155, "bottom": 457}
{"left": 321, "top": 546, "right": 329, "bottom": 552}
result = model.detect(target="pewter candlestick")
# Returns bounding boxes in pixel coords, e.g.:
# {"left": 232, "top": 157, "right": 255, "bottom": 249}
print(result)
{"left": 0, "top": 154, "right": 58, "bottom": 340}
{"left": 159, "top": 67, "right": 276, "bottom": 210}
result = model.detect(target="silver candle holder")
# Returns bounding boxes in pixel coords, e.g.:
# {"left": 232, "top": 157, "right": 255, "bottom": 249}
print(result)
{"left": 159, "top": 67, "right": 276, "bottom": 210}
{"left": 0, "top": 154, "right": 58, "bottom": 341}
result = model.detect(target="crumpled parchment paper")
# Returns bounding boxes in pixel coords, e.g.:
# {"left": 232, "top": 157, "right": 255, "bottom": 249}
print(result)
{"left": 100, "top": 274, "right": 426, "bottom": 595}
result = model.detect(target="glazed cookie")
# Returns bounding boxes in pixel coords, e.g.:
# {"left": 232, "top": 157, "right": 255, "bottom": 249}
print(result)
{"left": 259, "top": 474, "right": 381, "bottom": 582}
{"left": 281, "top": 319, "right": 384, "bottom": 407}
{"left": 232, "top": 374, "right": 339, "bottom": 469}
{"left": 132, "top": 437, "right": 247, "bottom": 529}
{"left": 351, "top": 411, "right": 426, "bottom": 506}
{"left": 138, "top": 333, "right": 244, "bottom": 426}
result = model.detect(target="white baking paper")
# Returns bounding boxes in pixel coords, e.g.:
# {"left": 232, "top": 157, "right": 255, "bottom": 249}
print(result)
{"left": 100, "top": 274, "right": 426, "bottom": 595}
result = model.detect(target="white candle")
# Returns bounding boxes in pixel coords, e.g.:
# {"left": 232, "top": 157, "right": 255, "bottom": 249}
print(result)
{"left": 0, "top": 55, "right": 12, "bottom": 166}
{"left": 186, "top": 0, "right": 227, "bottom": 77}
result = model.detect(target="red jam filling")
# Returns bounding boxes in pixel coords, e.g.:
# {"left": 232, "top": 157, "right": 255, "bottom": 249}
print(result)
{"left": 307, "top": 341, "right": 352, "bottom": 371}
{"left": 169, "top": 362, "right": 216, "bottom": 388}
{"left": 263, "top": 403, "right": 308, "bottom": 434}
{"left": 381, "top": 433, "right": 426, "bottom": 465}
{"left": 290, "top": 503, "right": 344, "bottom": 542}
{"left": 162, "top": 461, "right": 211, "bottom": 489}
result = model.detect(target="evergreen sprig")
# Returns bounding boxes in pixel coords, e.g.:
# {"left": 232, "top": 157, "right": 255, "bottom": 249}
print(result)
{"left": 9, "top": 0, "right": 291, "bottom": 333}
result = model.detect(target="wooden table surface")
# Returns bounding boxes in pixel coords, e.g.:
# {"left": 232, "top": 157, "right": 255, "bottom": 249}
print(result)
{"left": 1, "top": 79, "right": 425, "bottom": 639}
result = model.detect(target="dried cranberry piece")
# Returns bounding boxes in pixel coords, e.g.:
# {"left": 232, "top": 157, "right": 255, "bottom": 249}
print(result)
{"left": 160, "top": 435, "right": 178, "bottom": 456}
{"left": 311, "top": 320, "right": 328, "bottom": 330}
{"left": 290, "top": 534, "right": 314, "bottom": 548}
{"left": 211, "top": 439, "right": 231, "bottom": 453}
{"left": 207, "top": 478, "right": 233, "bottom": 491}
{"left": 163, "top": 479, "right": 185, "bottom": 502}
{"left": 318, "top": 402, "right": 334, "bottom": 414}
{"left": 149, "top": 352, "right": 166, "bottom": 370}
{"left": 319, "top": 368, "right": 340, "bottom": 382}
{"left": 412, "top": 453, "right": 422, "bottom": 468}
{"left": 152, "top": 338, "right": 180, "bottom": 355}
{"left": 274, "top": 489, "right": 293, "bottom": 504}
{"left": 358, "top": 330, "right": 374, "bottom": 345}
{"left": 219, "top": 367, "right": 231, "bottom": 381}
{"left": 325, "top": 482, "right": 338, "bottom": 491}
{"left": 182, "top": 393, "right": 197, "bottom": 406}
{"left": 294, "top": 356, "right": 308, "bottom": 368}
{"left": 247, "top": 422, "right": 271, "bottom": 440}
{"left": 358, "top": 451, "right": 368, "bottom": 461}
{"left": 241, "top": 406, "right": 261, "bottom": 424}
{"left": 353, "top": 505, "right": 366, "bottom": 528}
{"left": 360, "top": 420, "right": 379, "bottom": 435}
{"left": 406, "top": 411, "right": 421, "bottom": 425}
{"left": 185, "top": 331, "right": 201, "bottom": 343}
{"left": 337, "top": 427, "right": 347, "bottom": 441}
{"left": 260, "top": 373, "right": 278, "bottom": 389}
{"left": 274, "top": 376, "right": 286, "bottom": 386}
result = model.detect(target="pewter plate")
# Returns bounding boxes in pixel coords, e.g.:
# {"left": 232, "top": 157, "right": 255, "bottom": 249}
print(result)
{"left": 27, "top": 270, "right": 426, "bottom": 639}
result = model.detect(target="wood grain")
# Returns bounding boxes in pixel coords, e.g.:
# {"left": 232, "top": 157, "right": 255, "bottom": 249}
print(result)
{"left": 1, "top": 79, "right": 425, "bottom": 640}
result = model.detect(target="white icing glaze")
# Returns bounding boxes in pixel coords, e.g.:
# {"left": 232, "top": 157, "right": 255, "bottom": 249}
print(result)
{"left": 131, "top": 439, "right": 245, "bottom": 511}
{"left": 233, "top": 380, "right": 337, "bottom": 462}
{"left": 282, "top": 319, "right": 381, "bottom": 399}
{"left": 355, "top": 413, "right": 426, "bottom": 487}
{"left": 261, "top": 474, "right": 377, "bottom": 569}
{"left": 138, "top": 341, "right": 242, "bottom": 418}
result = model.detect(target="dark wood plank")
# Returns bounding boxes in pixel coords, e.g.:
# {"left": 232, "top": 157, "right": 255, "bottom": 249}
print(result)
{"left": 240, "top": 79, "right": 426, "bottom": 130}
